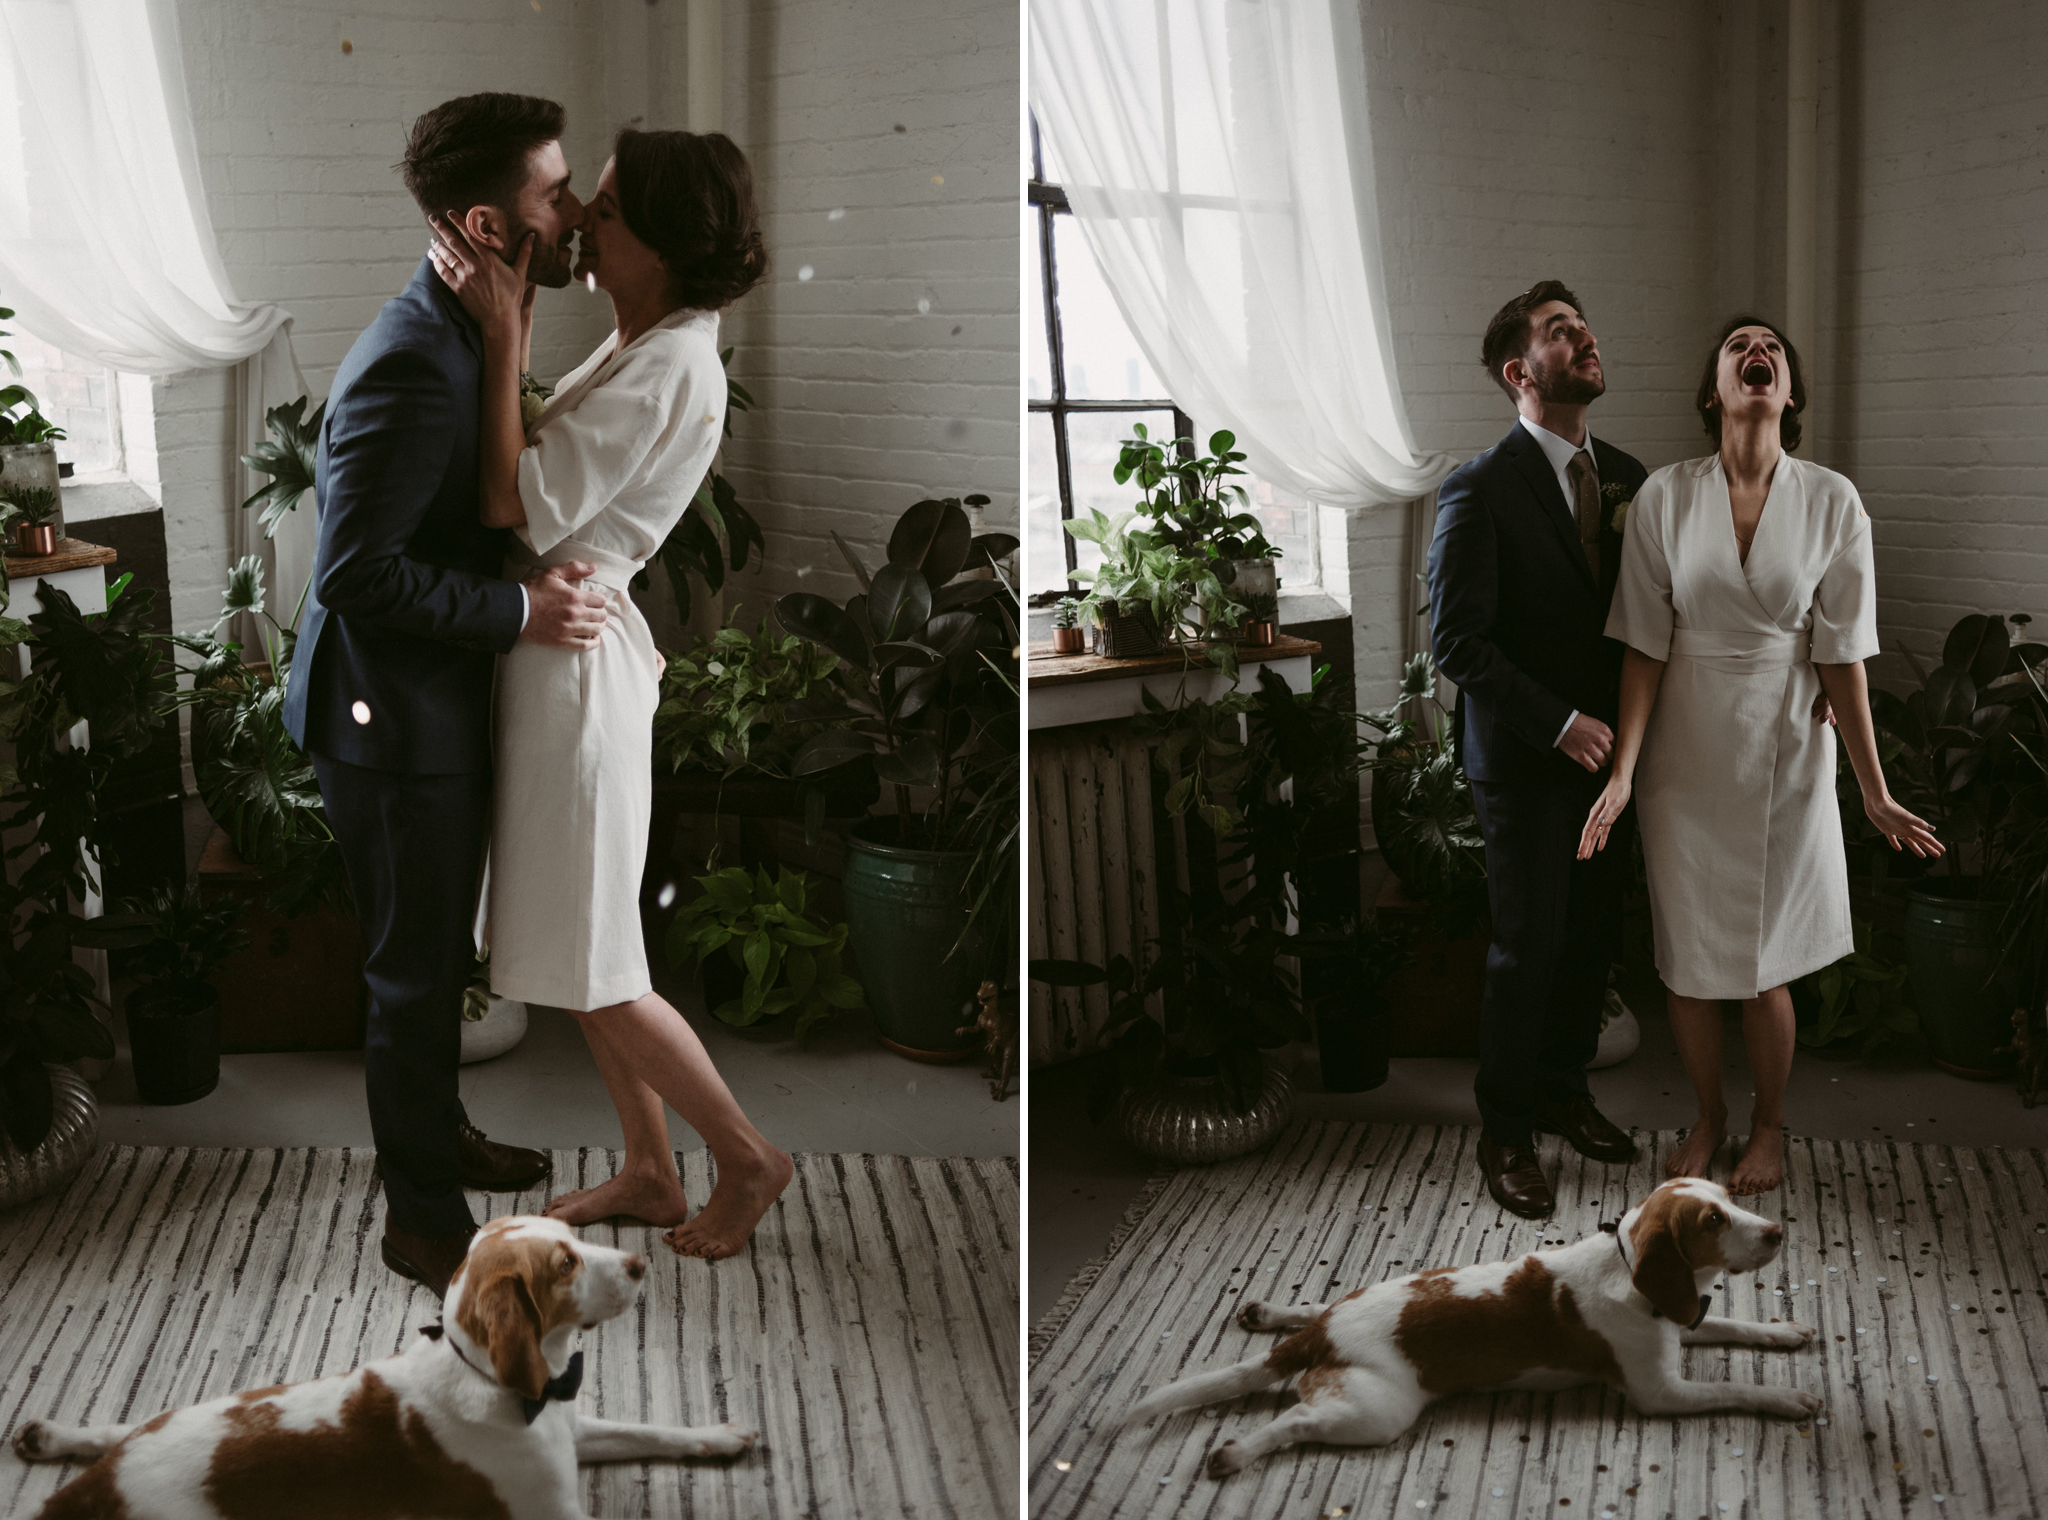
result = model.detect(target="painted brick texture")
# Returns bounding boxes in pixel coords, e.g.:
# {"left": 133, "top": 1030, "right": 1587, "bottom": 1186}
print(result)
{"left": 714, "top": 0, "right": 1020, "bottom": 627}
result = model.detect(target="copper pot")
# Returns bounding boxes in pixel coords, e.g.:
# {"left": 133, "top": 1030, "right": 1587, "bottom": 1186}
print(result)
{"left": 1240, "top": 619, "right": 1277, "bottom": 647}
{"left": 14, "top": 522, "right": 54, "bottom": 558}
{"left": 1050, "top": 627, "right": 1084, "bottom": 653}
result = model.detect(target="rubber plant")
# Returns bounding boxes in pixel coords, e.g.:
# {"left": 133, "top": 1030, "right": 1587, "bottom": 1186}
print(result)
{"left": 0, "top": 572, "right": 169, "bottom": 1152}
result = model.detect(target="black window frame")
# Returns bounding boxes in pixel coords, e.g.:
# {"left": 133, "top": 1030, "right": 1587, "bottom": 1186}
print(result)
{"left": 1028, "top": 113, "right": 1190, "bottom": 601}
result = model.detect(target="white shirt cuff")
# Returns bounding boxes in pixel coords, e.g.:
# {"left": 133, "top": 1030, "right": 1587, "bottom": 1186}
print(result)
{"left": 518, "top": 583, "right": 529, "bottom": 633}
{"left": 1553, "top": 709, "right": 1579, "bottom": 748}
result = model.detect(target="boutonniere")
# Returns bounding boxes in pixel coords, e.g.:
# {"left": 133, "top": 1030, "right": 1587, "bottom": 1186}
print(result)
{"left": 519, "top": 370, "right": 552, "bottom": 432}
{"left": 1602, "top": 479, "right": 1635, "bottom": 534}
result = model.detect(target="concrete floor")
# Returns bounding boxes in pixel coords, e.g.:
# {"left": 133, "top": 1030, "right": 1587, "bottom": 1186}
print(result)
{"left": 1028, "top": 964, "right": 2048, "bottom": 1325}
{"left": 100, "top": 799, "right": 1017, "bottom": 1161}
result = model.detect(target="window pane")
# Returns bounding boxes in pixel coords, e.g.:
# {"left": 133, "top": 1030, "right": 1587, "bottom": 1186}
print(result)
{"left": 1026, "top": 410, "right": 1066, "bottom": 596}
{"left": 1052, "top": 217, "right": 1165, "bottom": 401}
{"left": 1241, "top": 473, "right": 1317, "bottom": 589}
{"left": 1028, "top": 208, "right": 1052, "bottom": 402}
{"left": 12, "top": 330, "right": 118, "bottom": 473}
{"left": 1064, "top": 409, "right": 1175, "bottom": 587}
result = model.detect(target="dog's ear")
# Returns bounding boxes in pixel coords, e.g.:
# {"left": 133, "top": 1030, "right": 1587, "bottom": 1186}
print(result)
{"left": 457, "top": 1257, "right": 552, "bottom": 1401}
{"left": 1630, "top": 1197, "right": 1705, "bottom": 1324}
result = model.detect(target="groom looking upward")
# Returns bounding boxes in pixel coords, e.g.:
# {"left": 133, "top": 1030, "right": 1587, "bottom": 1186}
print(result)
{"left": 1425, "top": 281, "right": 1646, "bottom": 1220}
{"left": 283, "top": 93, "right": 610, "bottom": 1295}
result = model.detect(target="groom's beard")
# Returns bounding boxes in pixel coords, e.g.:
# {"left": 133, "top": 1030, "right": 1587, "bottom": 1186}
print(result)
{"left": 516, "top": 225, "right": 576, "bottom": 289}
{"left": 1526, "top": 349, "right": 1606, "bottom": 407}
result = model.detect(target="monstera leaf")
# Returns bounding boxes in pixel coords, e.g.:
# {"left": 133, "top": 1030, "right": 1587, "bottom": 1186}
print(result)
{"left": 239, "top": 396, "right": 324, "bottom": 538}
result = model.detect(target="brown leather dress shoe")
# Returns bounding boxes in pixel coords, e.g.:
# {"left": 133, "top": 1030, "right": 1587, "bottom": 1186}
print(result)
{"left": 381, "top": 1217, "right": 478, "bottom": 1300}
{"left": 1530, "top": 1092, "right": 1638, "bottom": 1165}
{"left": 457, "top": 1121, "right": 551, "bottom": 1192}
{"left": 1478, "top": 1134, "right": 1554, "bottom": 1219}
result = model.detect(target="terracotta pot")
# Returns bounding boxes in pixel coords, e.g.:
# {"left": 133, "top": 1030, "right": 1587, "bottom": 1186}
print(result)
{"left": 1050, "top": 627, "right": 1084, "bottom": 653}
{"left": 14, "top": 522, "right": 54, "bottom": 558}
{"left": 1239, "top": 619, "right": 1277, "bottom": 647}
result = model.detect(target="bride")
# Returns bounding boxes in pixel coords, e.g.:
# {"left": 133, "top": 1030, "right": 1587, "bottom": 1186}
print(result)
{"left": 1578, "top": 315, "right": 1941, "bottom": 1194}
{"left": 429, "top": 128, "right": 791, "bottom": 1258}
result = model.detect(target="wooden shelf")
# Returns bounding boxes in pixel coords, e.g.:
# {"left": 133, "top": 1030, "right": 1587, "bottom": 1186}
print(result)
{"left": 3, "top": 537, "right": 118, "bottom": 576}
{"left": 1026, "top": 633, "right": 1321, "bottom": 689}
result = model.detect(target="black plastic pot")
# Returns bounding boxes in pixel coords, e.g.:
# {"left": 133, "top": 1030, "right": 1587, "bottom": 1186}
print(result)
{"left": 1315, "top": 1001, "right": 1391, "bottom": 1093}
{"left": 126, "top": 983, "right": 222, "bottom": 1105}
{"left": 1903, "top": 878, "right": 2019, "bottom": 1078}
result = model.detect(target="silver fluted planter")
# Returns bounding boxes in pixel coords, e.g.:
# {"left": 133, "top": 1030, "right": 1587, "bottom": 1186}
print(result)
{"left": 1115, "top": 1054, "right": 1295, "bottom": 1165}
{"left": 0, "top": 1065, "right": 99, "bottom": 1213}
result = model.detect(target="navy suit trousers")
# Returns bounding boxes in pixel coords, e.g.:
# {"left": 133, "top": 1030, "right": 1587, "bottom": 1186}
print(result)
{"left": 313, "top": 752, "right": 488, "bottom": 1238}
{"left": 1468, "top": 771, "right": 1634, "bottom": 1146}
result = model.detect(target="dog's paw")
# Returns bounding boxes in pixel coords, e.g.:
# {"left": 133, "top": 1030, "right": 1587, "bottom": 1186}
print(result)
{"left": 1762, "top": 1387, "right": 1824, "bottom": 1419}
{"left": 1237, "top": 1301, "right": 1274, "bottom": 1332}
{"left": 1205, "top": 1440, "right": 1245, "bottom": 1479}
{"left": 12, "top": 1420, "right": 50, "bottom": 1461}
{"left": 705, "top": 1423, "right": 759, "bottom": 1458}
{"left": 1771, "top": 1321, "right": 1817, "bottom": 1348}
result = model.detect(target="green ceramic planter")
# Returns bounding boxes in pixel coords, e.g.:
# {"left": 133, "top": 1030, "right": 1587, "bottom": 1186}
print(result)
{"left": 1903, "top": 880, "right": 2019, "bottom": 1079}
{"left": 840, "top": 819, "right": 988, "bottom": 1061}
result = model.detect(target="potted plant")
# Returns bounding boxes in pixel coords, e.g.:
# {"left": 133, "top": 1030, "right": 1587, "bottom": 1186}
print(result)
{"left": 1050, "top": 595, "right": 1085, "bottom": 654}
{"left": 665, "top": 866, "right": 866, "bottom": 1040}
{"left": 1114, "top": 424, "right": 1282, "bottom": 610}
{"left": 1872, "top": 612, "right": 2047, "bottom": 1076}
{"left": 0, "top": 572, "right": 171, "bottom": 1206}
{"left": 1238, "top": 589, "right": 1280, "bottom": 648}
{"left": 0, "top": 362, "right": 69, "bottom": 536}
{"left": 459, "top": 948, "right": 528, "bottom": 1064}
{"left": 774, "top": 493, "right": 1019, "bottom": 1059}
{"left": 119, "top": 882, "right": 249, "bottom": 1104}
{"left": 3, "top": 484, "right": 59, "bottom": 557}
{"left": 1061, "top": 507, "right": 1247, "bottom": 673}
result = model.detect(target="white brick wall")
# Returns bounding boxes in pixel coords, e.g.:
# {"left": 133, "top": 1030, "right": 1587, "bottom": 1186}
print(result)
{"left": 1813, "top": 0, "right": 2048, "bottom": 677}
{"left": 713, "top": 0, "right": 1020, "bottom": 627}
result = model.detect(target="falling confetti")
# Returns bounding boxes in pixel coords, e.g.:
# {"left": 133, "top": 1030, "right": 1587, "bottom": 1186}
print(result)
{"left": 917, "top": 296, "right": 931, "bottom": 313}
{"left": 1054, "top": 1460, "right": 1071, "bottom": 1472}
{"left": 931, "top": 174, "right": 945, "bottom": 185}
{"left": 798, "top": 265, "right": 815, "bottom": 281}
{"left": 341, "top": 38, "right": 353, "bottom": 53}
{"left": 828, "top": 207, "right": 846, "bottom": 221}
{"left": 656, "top": 881, "right": 677, "bottom": 910}
{"left": 585, "top": 271, "right": 597, "bottom": 292}
{"left": 351, "top": 700, "right": 371, "bottom": 725}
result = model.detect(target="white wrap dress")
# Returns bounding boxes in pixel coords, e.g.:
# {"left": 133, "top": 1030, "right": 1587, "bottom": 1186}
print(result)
{"left": 1605, "top": 453, "right": 1880, "bottom": 1000}
{"left": 485, "top": 306, "right": 725, "bottom": 1011}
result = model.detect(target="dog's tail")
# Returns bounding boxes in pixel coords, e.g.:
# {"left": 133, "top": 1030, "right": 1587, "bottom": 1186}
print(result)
{"left": 1123, "top": 1353, "right": 1289, "bottom": 1426}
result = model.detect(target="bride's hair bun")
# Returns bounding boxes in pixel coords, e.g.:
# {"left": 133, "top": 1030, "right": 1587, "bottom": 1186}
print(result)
{"left": 612, "top": 129, "right": 768, "bottom": 311}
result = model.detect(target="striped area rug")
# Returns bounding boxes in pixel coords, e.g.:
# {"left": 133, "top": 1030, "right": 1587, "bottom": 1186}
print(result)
{"left": 1029, "top": 1122, "right": 2048, "bottom": 1520}
{"left": 0, "top": 1146, "right": 1018, "bottom": 1519}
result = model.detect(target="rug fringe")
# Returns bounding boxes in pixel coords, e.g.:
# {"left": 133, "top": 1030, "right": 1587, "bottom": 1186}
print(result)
{"left": 1028, "top": 1170, "right": 1173, "bottom": 1367}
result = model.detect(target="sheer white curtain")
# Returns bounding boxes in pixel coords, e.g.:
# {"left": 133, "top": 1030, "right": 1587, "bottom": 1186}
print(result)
{"left": 1029, "top": 0, "right": 1453, "bottom": 511}
{"left": 0, "top": 0, "right": 308, "bottom": 606}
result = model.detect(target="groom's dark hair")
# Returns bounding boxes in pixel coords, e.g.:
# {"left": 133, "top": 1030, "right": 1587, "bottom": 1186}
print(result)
{"left": 1481, "top": 280, "right": 1584, "bottom": 399}
{"left": 399, "top": 93, "right": 566, "bottom": 221}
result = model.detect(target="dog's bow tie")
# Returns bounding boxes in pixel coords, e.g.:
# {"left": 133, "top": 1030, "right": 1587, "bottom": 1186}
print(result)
{"left": 421, "top": 1325, "right": 584, "bottom": 1425}
{"left": 1599, "top": 1221, "right": 1711, "bottom": 1331}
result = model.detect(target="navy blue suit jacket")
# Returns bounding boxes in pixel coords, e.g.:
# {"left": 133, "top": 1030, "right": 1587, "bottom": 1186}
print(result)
{"left": 1426, "top": 421, "right": 1648, "bottom": 787}
{"left": 283, "top": 258, "right": 525, "bottom": 773}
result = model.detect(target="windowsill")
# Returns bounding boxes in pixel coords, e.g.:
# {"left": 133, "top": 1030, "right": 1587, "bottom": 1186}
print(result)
{"left": 1024, "top": 585, "right": 1340, "bottom": 645}
{"left": 60, "top": 473, "right": 161, "bottom": 524}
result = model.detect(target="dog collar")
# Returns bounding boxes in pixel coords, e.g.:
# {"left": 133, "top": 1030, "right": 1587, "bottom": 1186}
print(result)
{"left": 421, "top": 1324, "right": 585, "bottom": 1425}
{"left": 1599, "top": 1221, "right": 1710, "bottom": 1331}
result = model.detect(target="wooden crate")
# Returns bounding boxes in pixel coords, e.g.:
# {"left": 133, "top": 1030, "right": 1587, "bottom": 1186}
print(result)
{"left": 196, "top": 827, "right": 367, "bottom": 1053}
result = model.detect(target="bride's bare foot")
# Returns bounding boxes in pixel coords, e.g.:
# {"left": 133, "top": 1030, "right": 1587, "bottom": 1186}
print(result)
{"left": 1729, "top": 1122, "right": 1785, "bottom": 1195}
{"left": 1664, "top": 1116, "right": 1726, "bottom": 1180}
{"left": 663, "top": 1145, "right": 794, "bottom": 1261}
{"left": 544, "top": 1169, "right": 690, "bottom": 1228}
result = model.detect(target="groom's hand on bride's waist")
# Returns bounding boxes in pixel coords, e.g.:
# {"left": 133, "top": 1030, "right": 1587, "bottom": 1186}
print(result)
{"left": 521, "top": 561, "right": 609, "bottom": 651}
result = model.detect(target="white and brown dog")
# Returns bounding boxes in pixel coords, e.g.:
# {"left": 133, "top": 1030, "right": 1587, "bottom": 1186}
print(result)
{"left": 1127, "top": 1178, "right": 1822, "bottom": 1477}
{"left": 13, "top": 1215, "right": 757, "bottom": 1518}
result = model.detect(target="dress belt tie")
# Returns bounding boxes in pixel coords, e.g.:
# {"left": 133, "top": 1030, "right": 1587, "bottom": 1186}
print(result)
{"left": 504, "top": 538, "right": 642, "bottom": 598}
{"left": 1667, "top": 627, "right": 1812, "bottom": 673}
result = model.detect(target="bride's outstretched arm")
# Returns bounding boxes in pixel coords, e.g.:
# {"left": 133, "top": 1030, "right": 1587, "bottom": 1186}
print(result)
{"left": 428, "top": 216, "right": 532, "bottom": 529}
{"left": 1577, "top": 645, "right": 1665, "bottom": 859}
{"left": 1816, "top": 661, "right": 1944, "bottom": 857}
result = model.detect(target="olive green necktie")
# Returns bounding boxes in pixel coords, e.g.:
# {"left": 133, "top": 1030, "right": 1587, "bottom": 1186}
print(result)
{"left": 1568, "top": 450, "right": 1601, "bottom": 580}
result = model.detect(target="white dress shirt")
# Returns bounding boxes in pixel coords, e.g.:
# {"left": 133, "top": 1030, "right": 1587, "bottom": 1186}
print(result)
{"left": 1517, "top": 415, "right": 1598, "bottom": 750}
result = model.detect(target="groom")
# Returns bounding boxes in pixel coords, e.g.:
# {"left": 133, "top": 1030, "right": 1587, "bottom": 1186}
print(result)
{"left": 1425, "top": 280, "right": 1645, "bottom": 1220}
{"left": 283, "top": 93, "right": 609, "bottom": 1296}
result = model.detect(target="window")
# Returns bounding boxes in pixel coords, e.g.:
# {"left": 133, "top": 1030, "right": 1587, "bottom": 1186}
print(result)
{"left": 1026, "top": 114, "right": 1318, "bottom": 601}
{"left": 10, "top": 330, "right": 118, "bottom": 473}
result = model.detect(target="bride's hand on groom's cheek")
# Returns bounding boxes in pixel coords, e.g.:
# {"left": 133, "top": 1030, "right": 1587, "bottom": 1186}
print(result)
{"left": 427, "top": 215, "right": 532, "bottom": 332}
